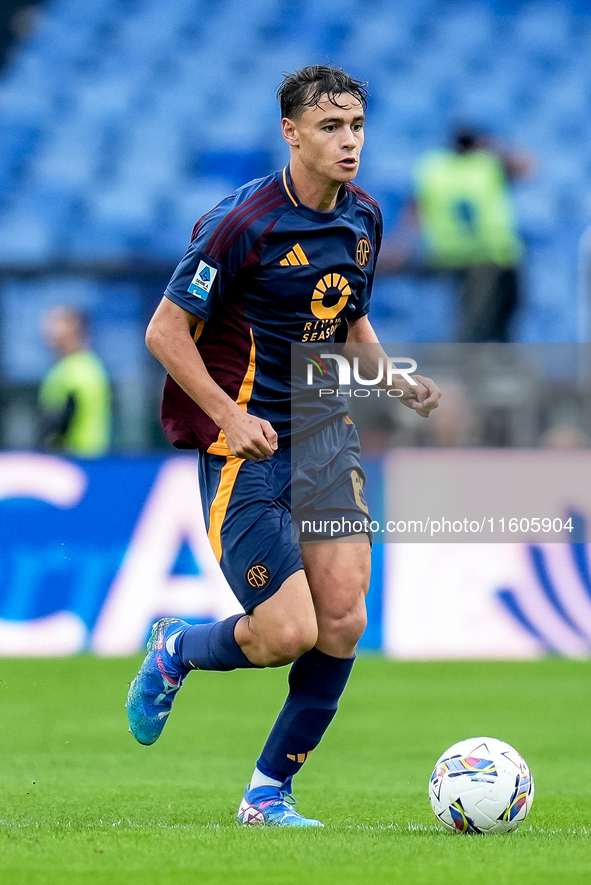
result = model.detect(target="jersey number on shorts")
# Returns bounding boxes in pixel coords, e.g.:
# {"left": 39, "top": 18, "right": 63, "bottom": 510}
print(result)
{"left": 351, "top": 470, "right": 369, "bottom": 515}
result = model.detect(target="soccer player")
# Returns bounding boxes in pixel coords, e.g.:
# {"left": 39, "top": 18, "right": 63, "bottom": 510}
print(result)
{"left": 126, "top": 65, "right": 441, "bottom": 827}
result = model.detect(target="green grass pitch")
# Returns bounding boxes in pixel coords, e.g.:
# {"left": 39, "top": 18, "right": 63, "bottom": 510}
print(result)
{"left": 1, "top": 655, "right": 591, "bottom": 885}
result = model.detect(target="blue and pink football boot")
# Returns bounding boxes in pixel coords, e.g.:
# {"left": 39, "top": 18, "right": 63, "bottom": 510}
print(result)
{"left": 126, "top": 617, "right": 189, "bottom": 746}
{"left": 237, "top": 777, "right": 323, "bottom": 827}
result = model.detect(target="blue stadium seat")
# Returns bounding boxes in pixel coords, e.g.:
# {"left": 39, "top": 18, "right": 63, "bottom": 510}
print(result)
{"left": 0, "top": 0, "right": 588, "bottom": 341}
{"left": 0, "top": 209, "right": 56, "bottom": 263}
{"left": 191, "top": 148, "right": 276, "bottom": 188}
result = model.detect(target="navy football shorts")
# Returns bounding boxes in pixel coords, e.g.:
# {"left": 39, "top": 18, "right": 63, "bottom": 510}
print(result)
{"left": 197, "top": 416, "right": 371, "bottom": 612}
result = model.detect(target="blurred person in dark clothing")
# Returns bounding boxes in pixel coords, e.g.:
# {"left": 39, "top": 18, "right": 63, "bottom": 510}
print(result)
{"left": 380, "top": 127, "right": 534, "bottom": 342}
{"left": 38, "top": 306, "right": 111, "bottom": 457}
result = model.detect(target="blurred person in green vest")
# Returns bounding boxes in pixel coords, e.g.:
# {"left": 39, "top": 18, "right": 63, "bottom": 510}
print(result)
{"left": 38, "top": 306, "right": 111, "bottom": 457}
{"left": 381, "top": 127, "right": 534, "bottom": 341}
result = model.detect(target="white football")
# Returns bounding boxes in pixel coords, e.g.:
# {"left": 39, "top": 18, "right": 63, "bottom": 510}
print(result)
{"left": 428, "top": 736, "right": 534, "bottom": 834}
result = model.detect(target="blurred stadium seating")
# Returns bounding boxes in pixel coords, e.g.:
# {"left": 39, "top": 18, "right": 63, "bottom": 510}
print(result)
{"left": 1, "top": 0, "right": 591, "bottom": 447}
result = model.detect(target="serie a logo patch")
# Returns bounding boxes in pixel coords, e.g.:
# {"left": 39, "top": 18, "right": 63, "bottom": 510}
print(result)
{"left": 246, "top": 564, "right": 270, "bottom": 588}
{"left": 188, "top": 260, "right": 217, "bottom": 299}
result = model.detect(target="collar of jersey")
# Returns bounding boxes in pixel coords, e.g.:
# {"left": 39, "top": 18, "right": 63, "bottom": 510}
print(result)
{"left": 279, "top": 166, "right": 352, "bottom": 223}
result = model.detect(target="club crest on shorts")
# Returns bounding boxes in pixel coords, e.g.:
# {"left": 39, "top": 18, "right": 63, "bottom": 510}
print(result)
{"left": 356, "top": 236, "right": 371, "bottom": 268}
{"left": 246, "top": 564, "right": 270, "bottom": 588}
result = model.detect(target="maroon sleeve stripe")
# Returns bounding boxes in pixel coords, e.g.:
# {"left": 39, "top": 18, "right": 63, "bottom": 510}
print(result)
{"left": 205, "top": 180, "right": 282, "bottom": 259}
{"left": 208, "top": 190, "right": 286, "bottom": 264}
{"left": 348, "top": 182, "right": 382, "bottom": 213}
{"left": 191, "top": 212, "right": 210, "bottom": 242}
{"left": 240, "top": 215, "right": 283, "bottom": 269}
{"left": 348, "top": 183, "right": 382, "bottom": 250}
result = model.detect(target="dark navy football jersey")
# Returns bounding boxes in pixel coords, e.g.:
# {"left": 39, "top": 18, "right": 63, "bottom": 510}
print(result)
{"left": 162, "top": 165, "right": 382, "bottom": 452}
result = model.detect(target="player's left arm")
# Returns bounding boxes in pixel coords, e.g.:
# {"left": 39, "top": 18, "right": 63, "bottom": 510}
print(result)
{"left": 345, "top": 315, "right": 441, "bottom": 417}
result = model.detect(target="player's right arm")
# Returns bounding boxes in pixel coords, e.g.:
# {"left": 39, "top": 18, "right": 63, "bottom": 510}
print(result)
{"left": 146, "top": 297, "right": 277, "bottom": 461}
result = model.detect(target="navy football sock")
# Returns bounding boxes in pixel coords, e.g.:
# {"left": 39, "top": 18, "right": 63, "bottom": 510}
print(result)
{"left": 177, "top": 614, "right": 256, "bottom": 671}
{"left": 257, "top": 647, "right": 355, "bottom": 782}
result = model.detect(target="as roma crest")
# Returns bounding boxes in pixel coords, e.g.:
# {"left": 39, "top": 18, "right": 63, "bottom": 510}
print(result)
{"left": 356, "top": 236, "right": 371, "bottom": 268}
{"left": 246, "top": 564, "right": 270, "bottom": 588}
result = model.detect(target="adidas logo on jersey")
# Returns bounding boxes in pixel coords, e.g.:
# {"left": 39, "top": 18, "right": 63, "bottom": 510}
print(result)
{"left": 280, "top": 243, "right": 309, "bottom": 266}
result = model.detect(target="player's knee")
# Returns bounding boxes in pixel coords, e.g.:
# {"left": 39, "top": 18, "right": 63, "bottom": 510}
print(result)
{"left": 320, "top": 603, "right": 367, "bottom": 649}
{"left": 261, "top": 620, "right": 318, "bottom": 667}
{"left": 339, "top": 607, "right": 367, "bottom": 646}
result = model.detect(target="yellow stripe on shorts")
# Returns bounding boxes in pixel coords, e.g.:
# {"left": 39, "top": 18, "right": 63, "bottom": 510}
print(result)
{"left": 207, "top": 455, "right": 244, "bottom": 562}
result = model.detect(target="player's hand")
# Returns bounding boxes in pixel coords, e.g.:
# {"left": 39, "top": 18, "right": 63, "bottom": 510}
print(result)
{"left": 397, "top": 374, "right": 441, "bottom": 418}
{"left": 221, "top": 409, "right": 278, "bottom": 460}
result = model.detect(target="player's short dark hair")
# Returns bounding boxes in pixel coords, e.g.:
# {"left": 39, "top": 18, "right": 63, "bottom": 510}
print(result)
{"left": 277, "top": 65, "right": 369, "bottom": 120}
